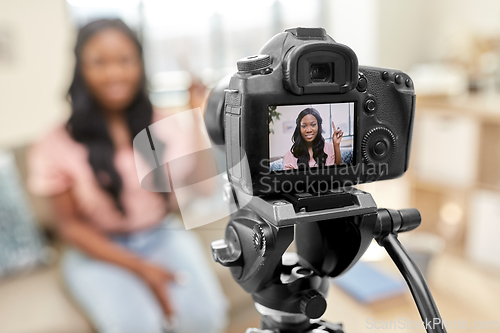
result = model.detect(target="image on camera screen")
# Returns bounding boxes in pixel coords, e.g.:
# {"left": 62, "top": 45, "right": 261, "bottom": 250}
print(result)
{"left": 269, "top": 102, "right": 355, "bottom": 171}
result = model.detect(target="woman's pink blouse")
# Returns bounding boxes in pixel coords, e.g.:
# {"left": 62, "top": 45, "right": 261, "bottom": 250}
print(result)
{"left": 27, "top": 117, "right": 191, "bottom": 233}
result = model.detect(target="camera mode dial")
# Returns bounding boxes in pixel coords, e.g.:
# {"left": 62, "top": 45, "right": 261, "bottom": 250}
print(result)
{"left": 361, "top": 127, "right": 396, "bottom": 164}
{"left": 237, "top": 54, "right": 272, "bottom": 73}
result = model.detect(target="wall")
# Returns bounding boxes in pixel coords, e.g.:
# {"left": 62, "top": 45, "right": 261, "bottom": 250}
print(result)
{"left": 0, "top": 0, "right": 74, "bottom": 148}
{"left": 328, "top": 0, "right": 500, "bottom": 71}
{"left": 3, "top": 0, "right": 500, "bottom": 147}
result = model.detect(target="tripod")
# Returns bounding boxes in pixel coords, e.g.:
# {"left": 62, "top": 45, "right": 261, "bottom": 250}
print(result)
{"left": 211, "top": 187, "right": 447, "bottom": 333}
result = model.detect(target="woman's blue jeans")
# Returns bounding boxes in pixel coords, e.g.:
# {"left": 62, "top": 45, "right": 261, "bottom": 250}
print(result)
{"left": 61, "top": 215, "right": 229, "bottom": 333}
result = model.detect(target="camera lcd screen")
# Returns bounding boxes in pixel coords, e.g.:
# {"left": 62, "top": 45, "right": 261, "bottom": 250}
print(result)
{"left": 269, "top": 102, "right": 355, "bottom": 171}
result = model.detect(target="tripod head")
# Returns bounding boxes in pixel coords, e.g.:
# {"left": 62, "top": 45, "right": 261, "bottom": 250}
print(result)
{"left": 211, "top": 188, "right": 446, "bottom": 333}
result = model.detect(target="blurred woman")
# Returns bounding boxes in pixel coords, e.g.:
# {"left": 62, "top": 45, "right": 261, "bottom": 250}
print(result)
{"left": 283, "top": 107, "right": 343, "bottom": 170}
{"left": 27, "top": 19, "right": 227, "bottom": 333}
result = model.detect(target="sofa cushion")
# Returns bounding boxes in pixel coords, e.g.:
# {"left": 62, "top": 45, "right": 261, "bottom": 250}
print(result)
{"left": 0, "top": 151, "right": 50, "bottom": 278}
{"left": 0, "top": 265, "right": 93, "bottom": 333}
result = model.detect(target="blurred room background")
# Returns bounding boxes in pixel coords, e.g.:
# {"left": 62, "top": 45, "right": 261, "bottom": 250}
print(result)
{"left": 0, "top": 0, "right": 499, "bottom": 332}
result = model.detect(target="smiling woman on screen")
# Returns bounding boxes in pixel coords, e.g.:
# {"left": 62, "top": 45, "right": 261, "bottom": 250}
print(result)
{"left": 283, "top": 107, "right": 343, "bottom": 170}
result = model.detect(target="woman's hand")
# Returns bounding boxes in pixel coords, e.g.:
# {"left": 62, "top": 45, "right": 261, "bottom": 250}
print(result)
{"left": 331, "top": 120, "right": 344, "bottom": 146}
{"left": 136, "top": 262, "right": 177, "bottom": 319}
{"left": 51, "top": 191, "right": 178, "bottom": 321}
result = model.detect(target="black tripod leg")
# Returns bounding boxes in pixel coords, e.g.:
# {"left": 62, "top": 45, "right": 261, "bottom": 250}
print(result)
{"left": 380, "top": 233, "right": 447, "bottom": 333}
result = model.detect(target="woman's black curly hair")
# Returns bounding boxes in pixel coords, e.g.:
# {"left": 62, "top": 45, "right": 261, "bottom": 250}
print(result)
{"left": 290, "top": 108, "right": 327, "bottom": 168}
{"left": 66, "top": 19, "right": 166, "bottom": 212}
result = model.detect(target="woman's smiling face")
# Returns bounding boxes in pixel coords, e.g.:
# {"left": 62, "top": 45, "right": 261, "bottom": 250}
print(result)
{"left": 300, "top": 114, "right": 319, "bottom": 143}
{"left": 80, "top": 28, "right": 142, "bottom": 114}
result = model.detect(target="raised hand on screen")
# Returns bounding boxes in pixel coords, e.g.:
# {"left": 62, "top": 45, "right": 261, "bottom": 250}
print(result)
{"left": 332, "top": 120, "right": 343, "bottom": 146}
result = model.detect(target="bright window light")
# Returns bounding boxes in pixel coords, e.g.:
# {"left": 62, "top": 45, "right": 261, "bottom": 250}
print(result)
{"left": 67, "top": 0, "right": 140, "bottom": 8}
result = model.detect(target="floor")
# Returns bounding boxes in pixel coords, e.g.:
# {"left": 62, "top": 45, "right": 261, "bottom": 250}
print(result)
{"left": 325, "top": 253, "right": 500, "bottom": 333}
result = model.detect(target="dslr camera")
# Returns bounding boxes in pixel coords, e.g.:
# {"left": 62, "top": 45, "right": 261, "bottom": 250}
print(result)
{"left": 205, "top": 28, "right": 447, "bottom": 333}
{"left": 206, "top": 27, "right": 415, "bottom": 197}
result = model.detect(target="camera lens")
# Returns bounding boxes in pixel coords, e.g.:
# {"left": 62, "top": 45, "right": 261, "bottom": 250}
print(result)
{"left": 310, "top": 63, "right": 332, "bottom": 82}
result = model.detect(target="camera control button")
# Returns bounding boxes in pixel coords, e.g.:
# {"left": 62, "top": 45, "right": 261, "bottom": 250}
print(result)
{"left": 374, "top": 141, "right": 388, "bottom": 156}
{"left": 382, "top": 71, "right": 390, "bottom": 81}
{"left": 395, "top": 74, "right": 403, "bottom": 84}
{"left": 361, "top": 127, "right": 396, "bottom": 164}
{"left": 357, "top": 75, "right": 368, "bottom": 92}
{"left": 364, "top": 99, "right": 377, "bottom": 114}
{"left": 405, "top": 78, "right": 413, "bottom": 87}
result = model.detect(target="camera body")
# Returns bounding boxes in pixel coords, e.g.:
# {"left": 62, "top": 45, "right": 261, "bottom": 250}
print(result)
{"left": 209, "top": 27, "right": 415, "bottom": 197}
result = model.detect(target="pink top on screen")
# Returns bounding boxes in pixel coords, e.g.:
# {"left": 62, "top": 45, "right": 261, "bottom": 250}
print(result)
{"left": 27, "top": 113, "right": 195, "bottom": 233}
{"left": 282, "top": 142, "right": 336, "bottom": 170}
